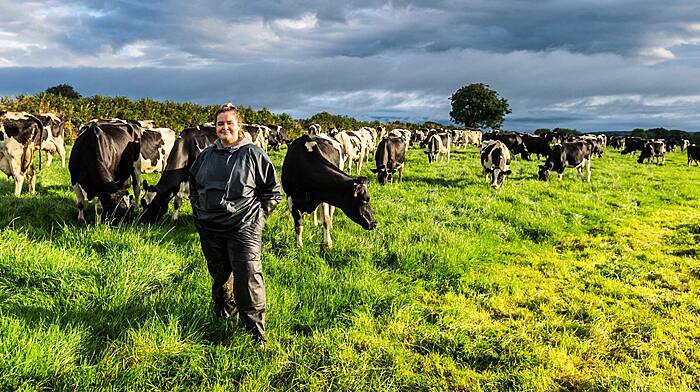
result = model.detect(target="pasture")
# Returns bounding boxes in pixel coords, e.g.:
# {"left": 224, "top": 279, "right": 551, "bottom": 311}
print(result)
{"left": 0, "top": 145, "right": 699, "bottom": 391}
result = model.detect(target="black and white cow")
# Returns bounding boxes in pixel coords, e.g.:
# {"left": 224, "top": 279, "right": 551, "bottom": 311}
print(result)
{"left": 482, "top": 132, "right": 529, "bottom": 160}
{"left": 538, "top": 142, "right": 592, "bottom": 182}
{"left": 638, "top": 141, "right": 666, "bottom": 164}
{"left": 0, "top": 112, "right": 42, "bottom": 196}
{"left": 140, "top": 124, "right": 218, "bottom": 222}
{"left": 266, "top": 125, "right": 288, "bottom": 151}
{"left": 69, "top": 120, "right": 141, "bottom": 223}
{"left": 425, "top": 133, "right": 451, "bottom": 163}
{"left": 687, "top": 145, "right": 700, "bottom": 166}
{"left": 34, "top": 113, "right": 66, "bottom": 167}
{"left": 282, "top": 134, "right": 377, "bottom": 249}
{"left": 371, "top": 136, "right": 405, "bottom": 185}
{"left": 480, "top": 140, "right": 512, "bottom": 189}
{"left": 138, "top": 127, "right": 176, "bottom": 173}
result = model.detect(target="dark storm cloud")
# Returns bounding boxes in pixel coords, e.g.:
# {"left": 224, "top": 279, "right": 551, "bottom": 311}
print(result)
{"left": 1, "top": 1, "right": 700, "bottom": 131}
{"left": 44, "top": 0, "right": 700, "bottom": 61}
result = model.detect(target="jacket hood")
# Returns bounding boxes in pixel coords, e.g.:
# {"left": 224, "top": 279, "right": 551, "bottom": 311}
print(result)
{"left": 214, "top": 133, "right": 253, "bottom": 150}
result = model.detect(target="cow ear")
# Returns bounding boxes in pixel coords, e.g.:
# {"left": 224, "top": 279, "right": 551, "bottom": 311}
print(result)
{"left": 503, "top": 170, "right": 512, "bottom": 175}
{"left": 548, "top": 162, "right": 554, "bottom": 169}
{"left": 357, "top": 176, "right": 369, "bottom": 184}
{"left": 142, "top": 179, "right": 149, "bottom": 189}
{"left": 370, "top": 168, "right": 379, "bottom": 173}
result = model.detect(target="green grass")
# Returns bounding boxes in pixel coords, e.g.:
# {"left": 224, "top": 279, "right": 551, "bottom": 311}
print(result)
{"left": 0, "top": 146, "right": 699, "bottom": 391}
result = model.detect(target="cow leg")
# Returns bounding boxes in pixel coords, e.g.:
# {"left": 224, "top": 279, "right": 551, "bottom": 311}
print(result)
{"left": 321, "top": 202, "right": 333, "bottom": 249}
{"left": 45, "top": 150, "right": 54, "bottom": 166}
{"left": 312, "top": 206, "right": 319, "bottom": 226}
{"left": 73, "top": 184, "right": 88, "bottom": 222}
{"left": 56, "top": 139, "right": 66, "bottom": 168}
{"left": 27, "top": 166, "right": 36, "bottom": 194}
{"left": 398, "top": 165, "right": 404, "bottom": 182}
{"left": 132, "top": 169, "right": 141, "bottom": 208}
{"left": 173, "top": 182, "right": 189, "bottom": 221}
{"left": 12, "top": 174, "right": 25, "bottom": 197}
{"left": 95, "top": 199, "right": 103, "bottom": 225}
{"left": 585, "top": 159, "right": 591, "bottom": 182}
{"left": 288, "top": 197, "right": 304, "bottom": 246}
{"left": 558, "top": 172, "right": 563, "bottom": 181}
{"left": 576, "top": 166, "right": 583, "bottom": 181}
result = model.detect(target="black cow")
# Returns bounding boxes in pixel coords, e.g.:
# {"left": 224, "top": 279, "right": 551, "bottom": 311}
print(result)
{"left": 539, "top": 142, "right": 592, "bottom": 182}
{"left": 371, "top": 136, "right": 405, "bottom": 185}
{"left": 69, "top": 120, "right": 141, "bottom": 223}
{"left": 483, "top": 132, "right": 529, "bottom": 160}
{"left": 621, "top": 137, "right": 646, "bottom": 155}
{"left": 522, "top": 134, "right": 551, "bottom": 160}
{"left": 638, "top": 141, "right": 666, "bottom": 164}
{"left": 688, "top": 145, "right": 700, "bottom": 166}
{"left": 282, "top": 134, "right": 377, "bottom": 249}
{"left": 140, "top": 124, "right": 218, "bottom": 222}
{"left": 0, "top": 112, "right": 43, "bottom": 196}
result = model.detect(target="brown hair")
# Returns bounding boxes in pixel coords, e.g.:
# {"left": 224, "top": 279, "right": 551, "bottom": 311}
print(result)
{"left": 214, "top": 103, "right": 245, "bottom": 139}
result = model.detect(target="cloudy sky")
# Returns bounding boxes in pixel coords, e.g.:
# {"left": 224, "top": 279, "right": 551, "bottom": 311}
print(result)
{"left": 1, "top": 1, "right": 700, "bottom": 131}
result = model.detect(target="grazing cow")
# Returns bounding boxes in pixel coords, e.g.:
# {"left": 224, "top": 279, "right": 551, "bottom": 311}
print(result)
{"left": 580, "top": 135, "right": 604, "bottom": 158}
{"left": 539, "top": 142, "right": 592, "bottom": 182}
{"left": 372, "top": 136, "right": 405, "bottom": 185}
{"left": 138, "top": 127, "right": 176, "bottom": 173}
{"left": 140, "top": 125, "right": 218, "bottom": 222}
{"left": 69, "top": 120, "right": 141, "bottom": 223}
{"left": 0, "top": 112, "right": 42, "bottom": 196}
{"left": 480, "top": 140, "right": 511, "bottom": 189}
{"left": 681, "top": 139, "right": 690, "bottom": 152}
{"left": 243, "top": 124, "right": 270, "bottom": 151}
{"left": 687, "top": 145, "right": 700, "bottom": 166}
{"left": 609, "top": 136, "right": 625, "bottom": 150}
{"left": 621, "top": 137, "right": 646, "bottom": 155}
{"left": 266, "top": 125, "right": 288, "bottom": 151}
{"left": 334, "top": 131, "right": 366, "bottom": 174}
{"left": 522, "top": 134, "right": 551, "bottom": 160}
{"left": 483, "top": 132, "right": 529, "bottom": 160}
{"left": 464, "top": 130, "right": 483, "bottom": 147}
{"left": 282, "top": 134, "right": 377, "bottom": 249}
{"left": 34, "top": 113, "right": 67, "bottom": 167}
{"left": 638, "top": 141, "right": 666, "bottom": 164}
{"left": 356, "top": 127, "right": 378, "bottom": 160}
{"left": 425, "top": 132, "right": 451, "bottom": 163}
{"left": 412, "top": 129, "right": 428, "bottom": 145}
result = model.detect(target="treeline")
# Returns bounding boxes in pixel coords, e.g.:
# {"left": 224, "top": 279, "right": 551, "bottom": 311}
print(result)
{"left": 0, "top": 93, "right": 303, "bottom": 143}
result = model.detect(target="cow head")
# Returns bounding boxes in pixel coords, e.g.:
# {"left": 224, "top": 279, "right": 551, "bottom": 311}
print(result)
{"left": 140, "top": 179, "right": 169, "bottom": 222}
{"left": 98, "top": 189, "right": 134, "bottom": 223}
{"left": 538, "top": 161, "right": 554, "bottom": 181}
{"left": 341, "top": 177, "right": 377, "bottom": 230}
{"left": 489, "top": 165, "right": 511, "bottom": 189}
{"left": 370, "top": 167, "right": 395, "bottom": 185}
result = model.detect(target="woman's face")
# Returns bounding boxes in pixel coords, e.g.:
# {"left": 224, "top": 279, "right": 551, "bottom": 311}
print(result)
{"left": 216, "top": 111, "right": 241, "bottom": 145}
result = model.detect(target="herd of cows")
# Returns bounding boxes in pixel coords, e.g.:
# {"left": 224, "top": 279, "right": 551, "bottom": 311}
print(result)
{"left": 1, "top": 111, "right": 699, "bottom": 247}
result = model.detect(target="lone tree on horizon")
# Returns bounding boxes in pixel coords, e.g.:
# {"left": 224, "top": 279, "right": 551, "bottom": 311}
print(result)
{"left": 449, "top": 83, "right": 511, "bottom": 129}
{"left": 44, "top": 84, "right": 82, "bottom": 99}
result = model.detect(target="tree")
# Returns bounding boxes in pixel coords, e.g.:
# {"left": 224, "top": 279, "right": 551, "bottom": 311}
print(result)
{"left": 45, "top": 84, "right": 82, "bottom": 99}
{"left": 449, "top": 83, "right": 511, "bottom": 129}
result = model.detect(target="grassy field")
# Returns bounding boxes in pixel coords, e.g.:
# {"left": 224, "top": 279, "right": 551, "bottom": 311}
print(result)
{"left": 0, "top": 144, "right": 698, "bottom": 391}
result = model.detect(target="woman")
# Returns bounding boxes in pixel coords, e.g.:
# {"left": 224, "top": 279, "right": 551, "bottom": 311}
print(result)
{"left": 189, "top": 103, "right": 281, "bottom": 346}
